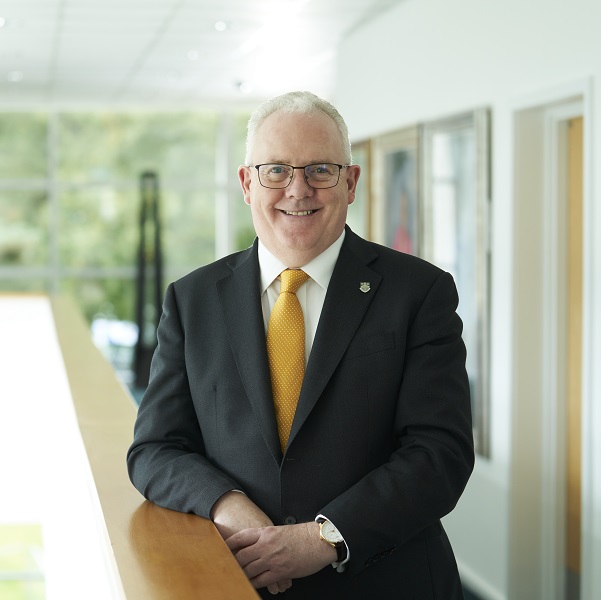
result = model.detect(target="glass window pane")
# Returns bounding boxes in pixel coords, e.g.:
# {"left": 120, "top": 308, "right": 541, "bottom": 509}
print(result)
{"left": 0, "top": 278, "right": 51, "bottom": 293}
{"left": 0, "top": 190, "right": 49, "bottom": 266}
{"left": 230, "top": 111, "right": 254, "bottom": 252}
{"left": 0, "top": 523, "right": 45, "bottom": 600}
{"left": 60, "top": 277, "right": 136, "bottom": 323}
{"left": 57, "top": 113, "right": 218, "bottom": 186}
{"left": 163, "top": 189, "right": 215, "bottom": 270}
{"left": 0, "top": 113, "right": 48, "bottom": 179}
{"left": 58, "top": 187, "right": 137, "bottom": 268}
{"left": 229, "top": 111, "right": 251, "bottom": 172}
{"left": 234, "top": 197, "right": 255, "bottom": 251}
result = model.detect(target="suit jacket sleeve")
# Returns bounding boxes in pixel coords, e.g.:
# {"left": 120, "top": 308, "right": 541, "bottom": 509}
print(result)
{"left": 318, "top": 269, "right": 474, "bottom": 574}
{"left": 126, "top": 282, "right": 240, "bottom": 518}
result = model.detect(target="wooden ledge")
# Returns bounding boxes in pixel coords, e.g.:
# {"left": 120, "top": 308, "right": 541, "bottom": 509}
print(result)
{"left": 51, "top": 295, "right": 259, "bottom": 599}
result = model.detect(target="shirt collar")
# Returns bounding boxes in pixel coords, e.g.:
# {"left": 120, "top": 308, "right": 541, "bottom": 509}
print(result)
{"left": 258, "top": 230, "right": 346, "bottom": 294}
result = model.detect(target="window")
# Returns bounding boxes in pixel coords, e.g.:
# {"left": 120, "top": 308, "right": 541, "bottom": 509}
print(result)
{"left": 0, "top": 110, "right": 250, "bottom": 325}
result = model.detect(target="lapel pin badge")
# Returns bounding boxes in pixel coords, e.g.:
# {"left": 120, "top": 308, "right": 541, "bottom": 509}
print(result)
{"left": 359, "top": 282, "right": 371, "bottom": 293}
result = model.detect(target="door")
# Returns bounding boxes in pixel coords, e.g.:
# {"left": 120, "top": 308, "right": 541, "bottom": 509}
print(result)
{"left": 565, "top": 116, "right": 583, "bottom": 600}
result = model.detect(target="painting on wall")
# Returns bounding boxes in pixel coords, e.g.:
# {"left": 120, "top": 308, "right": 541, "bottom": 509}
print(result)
{"left": 371, "top": 126, "right": 420, "bottom": 255}
{"left": 347, "top": 139, "right": 372, "bottom": 239}
{"left": 420, "top": 108, "right": 491, "bottom": 457}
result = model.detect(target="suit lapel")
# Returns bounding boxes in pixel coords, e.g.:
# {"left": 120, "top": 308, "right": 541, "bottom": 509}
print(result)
{"left": 288, "top": 229, "right": 382, "bottom": 448}
{"left": 216, "top": 242, "right": 282, "bottom": 463}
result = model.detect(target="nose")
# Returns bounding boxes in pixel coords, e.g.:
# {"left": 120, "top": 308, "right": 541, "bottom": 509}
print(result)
{"left": 286, "top": 167, "right": 313, "bottom": 197}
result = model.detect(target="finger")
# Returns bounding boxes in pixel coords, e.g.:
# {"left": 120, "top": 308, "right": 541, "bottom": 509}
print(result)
{"left": 277, "top": 579, "right": 292, "bottom": 592}
{"left": 241, "top": 555, "right": 270, "bottom": 580}
{"left": 267, "top": 583, "right": 279, "bottom": 595}
{"left": 225, "top": 528, "right": 261, "bottom": 552}
{"left": 250, "top": 570, "right": 284, "bottom": 591}
{"left": 232, "top": 540, "right": 268, "bottom": 571}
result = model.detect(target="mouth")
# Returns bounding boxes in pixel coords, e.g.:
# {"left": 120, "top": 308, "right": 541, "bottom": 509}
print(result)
{"left": 280, "top": 209, "right": 318, "bottom": 216}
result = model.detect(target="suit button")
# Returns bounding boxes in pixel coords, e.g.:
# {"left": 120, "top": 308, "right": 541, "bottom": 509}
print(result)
{"left": 283, "top": 515, "right": 297, "bottom": 525}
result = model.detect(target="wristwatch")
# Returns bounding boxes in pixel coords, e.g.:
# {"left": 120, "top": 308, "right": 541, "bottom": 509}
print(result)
{"left": 317, "top": 518, "right": 347, "bottom": 562}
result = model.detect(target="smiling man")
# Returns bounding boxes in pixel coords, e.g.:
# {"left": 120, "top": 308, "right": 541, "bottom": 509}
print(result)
{"left": 127, "top": 91, "right": 474, "bottom": 599}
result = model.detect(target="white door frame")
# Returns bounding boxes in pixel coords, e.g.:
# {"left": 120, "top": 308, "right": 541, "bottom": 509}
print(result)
{"left": 541, "top": 99, "right": 582, "bottom": 600}
{"left": 510, "top": 77, "right": 594, "bottom": 600}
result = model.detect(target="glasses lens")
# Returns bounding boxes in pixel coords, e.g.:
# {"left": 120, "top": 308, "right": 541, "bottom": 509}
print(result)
{"left": 256, "top": 163, "right": 342, "bottom": 189}
{"left": 305, "top": 164, "right": 340, "bottom": 188}
{"left": 258, "top": 164, "right": 292, "bottom": 188}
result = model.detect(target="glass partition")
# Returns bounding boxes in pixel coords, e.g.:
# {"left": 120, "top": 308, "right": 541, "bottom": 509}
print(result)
{"left": 0, "top": 110, "right": 249, "bottom": 324}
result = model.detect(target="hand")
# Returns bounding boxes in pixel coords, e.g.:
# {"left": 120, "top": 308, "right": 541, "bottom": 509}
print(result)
{"left": 226, "top": 522, "right": 337, "bottom": 590}
{"left": 210, "top": 491, "right": 292, "bottom": 594}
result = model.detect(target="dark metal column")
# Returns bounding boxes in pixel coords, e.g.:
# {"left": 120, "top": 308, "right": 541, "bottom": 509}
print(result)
{"left": 133, "top": 171, "right": 163, "bottom": 389}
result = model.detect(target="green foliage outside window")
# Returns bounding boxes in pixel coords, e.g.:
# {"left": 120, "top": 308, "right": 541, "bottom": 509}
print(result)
{"left": 231, "top": 111, "right": 257, "bottom": 250}
{"left": 58, "top": 187, "right": 138, "bottom": 269}
{"left": 0, "top": 114, "right": 47, "bottom": 179}
{"left": 0, "top": 110, "right": 250, "bottom": 325}
{"left": 60, "top": 277, "right": 136, "bottom": 324}
{"left": 161, "top": 188, "right": 215, "bottom": 270}
{"left": 0, "top": 190, "right": 49, "bottom": 266}
{"left": 57, "top": 112, "right": 217, "bottom": 186}
{"left": 0, "top": 523, "right": 44, "bottom": 600}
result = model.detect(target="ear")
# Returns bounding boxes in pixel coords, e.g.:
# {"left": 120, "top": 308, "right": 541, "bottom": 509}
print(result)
{"left": 238, "top": 165, "right": 252, "bottom": 205}
{"left": 345, "top": 164, "right": 361, "bottom": 206}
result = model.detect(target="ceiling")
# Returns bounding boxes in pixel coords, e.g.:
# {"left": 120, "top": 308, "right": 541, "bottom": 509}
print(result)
{"left": 0, "top": 0, "right": 404, "bottom": 109}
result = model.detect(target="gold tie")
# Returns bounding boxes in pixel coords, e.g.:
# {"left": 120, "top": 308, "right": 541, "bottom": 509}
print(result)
{"left": 267, "top": 269, "right": 310, "bottom": 452}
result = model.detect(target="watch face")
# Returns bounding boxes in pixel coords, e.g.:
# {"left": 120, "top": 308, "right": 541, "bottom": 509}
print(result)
{"left": 322, "top": 521, "right": 344, "bottom": 544}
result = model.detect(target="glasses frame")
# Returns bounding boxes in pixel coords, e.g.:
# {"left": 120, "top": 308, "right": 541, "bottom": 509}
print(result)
{"left": 251, "top": 163, "right": 349, "bottom": 189}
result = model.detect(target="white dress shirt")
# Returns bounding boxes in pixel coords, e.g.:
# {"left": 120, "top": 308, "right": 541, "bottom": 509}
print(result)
{"left": 258, "top": 230, "right": 345, "bottom": 365}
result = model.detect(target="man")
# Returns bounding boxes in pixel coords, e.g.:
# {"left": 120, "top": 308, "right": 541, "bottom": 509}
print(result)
{"left": 127, "top": 91, "right": 474, "bottom": 599}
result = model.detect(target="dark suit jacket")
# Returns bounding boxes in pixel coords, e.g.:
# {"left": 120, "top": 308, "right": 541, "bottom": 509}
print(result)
{"left": 127, "top": 227, "right": 474, "bottom": 599}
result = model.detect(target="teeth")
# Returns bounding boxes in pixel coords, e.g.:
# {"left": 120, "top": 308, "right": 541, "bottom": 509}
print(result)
{"left": 284, "top": 210, "right": 314, "bottom": 216}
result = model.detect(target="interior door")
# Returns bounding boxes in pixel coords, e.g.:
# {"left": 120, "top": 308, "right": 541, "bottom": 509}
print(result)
{"left": 565, "top": 115, "right": 583, "bottom": 599}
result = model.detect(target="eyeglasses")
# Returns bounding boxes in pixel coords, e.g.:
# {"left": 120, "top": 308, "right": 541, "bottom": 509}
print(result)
{"left": 252, "top": 163, "right": 349, "bottom": 189}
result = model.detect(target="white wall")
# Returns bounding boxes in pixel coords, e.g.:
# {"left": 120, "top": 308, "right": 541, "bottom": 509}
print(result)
{"left": 335, "top": 1, "right": 601, "bottom": 598}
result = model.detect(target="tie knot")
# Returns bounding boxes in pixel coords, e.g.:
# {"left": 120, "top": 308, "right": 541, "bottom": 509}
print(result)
{"left": 280, "top": 269, "right": 310, "bottom": 294}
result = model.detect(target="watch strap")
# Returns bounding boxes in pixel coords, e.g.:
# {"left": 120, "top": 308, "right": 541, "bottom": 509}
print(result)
{"left": 334, "top": 539, "right": 347, "bottom": 562}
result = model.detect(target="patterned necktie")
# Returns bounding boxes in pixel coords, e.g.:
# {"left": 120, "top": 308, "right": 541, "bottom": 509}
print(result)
{"left": 266, "top": 269, "right": 310, "bottom": 452}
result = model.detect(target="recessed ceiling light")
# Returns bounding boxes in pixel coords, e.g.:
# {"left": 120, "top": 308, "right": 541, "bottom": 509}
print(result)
{"left": 214, "top": 21, "right": 227, "bottom": 32}
{"left": 0, "top": 17, "right": 6, "bottom": 28}
{"left": 8, "top": 70, "right": 23, "bottom": 82}
{"left": 236, "top": 80, "right": 252, "bottom": 94}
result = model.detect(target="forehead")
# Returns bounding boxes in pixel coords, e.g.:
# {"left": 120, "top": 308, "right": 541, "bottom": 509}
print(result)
{"left": 252, "top": 110, "right": 344, "bottom": 162}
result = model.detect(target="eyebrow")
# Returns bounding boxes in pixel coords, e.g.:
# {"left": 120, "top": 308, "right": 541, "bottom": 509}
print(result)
{"left": 262, "top": 159, "right": 339, "bottom": 165}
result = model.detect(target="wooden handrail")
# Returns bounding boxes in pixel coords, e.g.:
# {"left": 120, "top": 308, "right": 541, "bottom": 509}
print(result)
{"left": 51, "top": 295, "right": 259, "bottom": 600}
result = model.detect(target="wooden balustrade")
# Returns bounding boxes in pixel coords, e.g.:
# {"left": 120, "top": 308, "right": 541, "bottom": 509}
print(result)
{"left": 50, "top": 295, "right": 259, "bottom": 599}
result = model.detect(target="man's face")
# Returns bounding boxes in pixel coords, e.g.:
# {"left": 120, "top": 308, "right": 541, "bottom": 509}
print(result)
{"left": 238, "top": 110, "right": 360, "bottom": 267}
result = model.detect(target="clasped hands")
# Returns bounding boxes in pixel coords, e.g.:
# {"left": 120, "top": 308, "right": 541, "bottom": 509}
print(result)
{"left": 211, "top": 491, "right": 337, "bottom": 595}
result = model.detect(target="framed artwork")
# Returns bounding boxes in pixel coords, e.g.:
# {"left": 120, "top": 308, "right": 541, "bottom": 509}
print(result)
{"left": 420, "top": 109, "right": 491, "bottom": 457}
{"left": 371, "top": 126, "right": 420, "bottom": 255}
{"left": 347, "top": 139, "right": 372, "bottom": 239}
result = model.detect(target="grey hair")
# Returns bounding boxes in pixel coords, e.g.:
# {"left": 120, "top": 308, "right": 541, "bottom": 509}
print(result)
{"left": 244, "top": 91, "right": 352, "bottom": 165}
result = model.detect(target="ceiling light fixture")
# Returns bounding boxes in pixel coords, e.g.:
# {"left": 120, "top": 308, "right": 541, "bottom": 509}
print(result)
{"left": 236, "top": 0, "right": 311, "bottom": 56}
{"left": 8, "top": 70, "right": 23, "bottom": 82}
{"left": 214, "top": 21, "right": 227, "bottom": 32}
{"left": 236, "top": 80, "right": 252, "bottom": 94}
{"left": 0, "top": 17, "right": 6, "bottom": 28}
